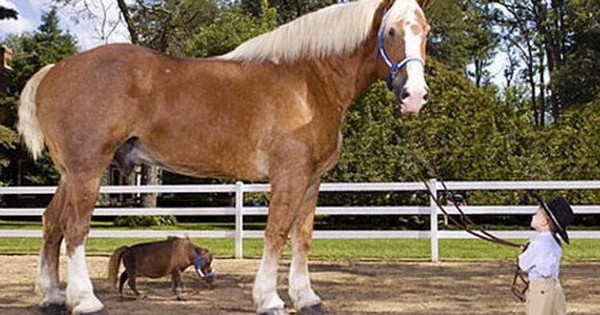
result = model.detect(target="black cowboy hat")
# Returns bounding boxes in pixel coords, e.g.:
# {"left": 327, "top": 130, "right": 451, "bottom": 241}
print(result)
{"left": 530, "top": 192, "right": 575, "bottom": 244}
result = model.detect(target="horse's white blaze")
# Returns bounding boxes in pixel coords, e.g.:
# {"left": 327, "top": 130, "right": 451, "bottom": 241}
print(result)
{"left": 383, "top": 0, "right": 429, "bottom": 114}
{"left": 402, "top": 7, "right": 428, "bottom": 114}
{"left": 289, "top": 240, "right": 321, "bottom": 309}
{"left": 66, "top": 245, "right": 103, "bottom": 314}
{"left": 253, "top": 249, "right": 285, "bottom": 311}
{"left": 402, "top": 30, "right": 428, "bottom": 113}
{"left": 36, "top": 252, "right": 64, "bottom": 305}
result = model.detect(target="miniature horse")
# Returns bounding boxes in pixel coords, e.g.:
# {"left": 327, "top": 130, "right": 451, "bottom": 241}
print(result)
{"left": 19, "top": 0, "right": 433, "bottom": 314}
{"left": 107, "top": 237, "right": 215, "bottom": 301}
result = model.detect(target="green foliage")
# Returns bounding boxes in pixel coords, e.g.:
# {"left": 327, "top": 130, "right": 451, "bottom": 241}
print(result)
{"left": 114, "top": 215, "right": 178, "bottom": 227}
{"left": 552, "top": 0, "right": 600, "bottom": 107}
{"left": 186, "top": 0, "right": 278, "bottom": 57}
{"left": 428, "top": 0, "right": 498, "bottom": 75}
{"left": 554, "top": 51, "right": 600, "bottom": 108}
{"left": 240, "top": 0, "right": 334, "bottom": 24}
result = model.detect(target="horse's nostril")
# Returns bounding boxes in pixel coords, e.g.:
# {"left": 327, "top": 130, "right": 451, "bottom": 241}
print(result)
{"left": 423, "top": 93, "right": 430, "bottom": 103}
{"left": 401, "top": 89, "right": 410, "bottom": 100}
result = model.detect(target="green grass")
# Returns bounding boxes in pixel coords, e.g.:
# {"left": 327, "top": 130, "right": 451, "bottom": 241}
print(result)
{"left": 2, "top": 220, "right": 598, "bottom": 260}
{"left": 0, "top": 237, "right": 598, "bottom": 261}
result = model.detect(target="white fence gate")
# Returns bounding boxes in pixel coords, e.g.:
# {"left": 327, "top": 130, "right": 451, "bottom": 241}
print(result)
{"left": 1, "top": 180, "right": 599, "bottom": 261}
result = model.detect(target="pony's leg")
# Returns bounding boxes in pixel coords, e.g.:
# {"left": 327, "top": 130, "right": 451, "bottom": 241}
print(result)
{"left": 253, "top": 170, "right": 314, "bottom": 315}
{"left": 288, "top": 179, "right": 325, "bottom": 315}
{"left": 118, "top": 272, "right": 128, "bottom": 297}
{"left": 61, "top": 174, "right": 105, "bottom": 315}
{"left": 125, "top": 269, "right": 143, "bottom": 298}
{"left": 172, "top": 270, "right": 185, "bottom": 301}
{"left": 37, "top": 182, "right": 67, "bottom": 311}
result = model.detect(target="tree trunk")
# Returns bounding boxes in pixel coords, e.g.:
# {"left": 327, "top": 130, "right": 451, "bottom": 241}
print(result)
{"left": 141, "top": 165, "right": 160, "bottom": 208}
{"left": 117, "top": 0, "right": 138, "bottom": 45}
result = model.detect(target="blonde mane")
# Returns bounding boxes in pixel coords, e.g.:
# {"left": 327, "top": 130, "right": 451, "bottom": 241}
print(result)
{"left": 219, "top": 0, "right": 384, "bottom": 63}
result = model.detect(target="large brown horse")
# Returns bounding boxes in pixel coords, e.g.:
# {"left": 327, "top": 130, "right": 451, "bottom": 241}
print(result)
{"left": 19, "top": 0, "right": 433, "bottom": 314}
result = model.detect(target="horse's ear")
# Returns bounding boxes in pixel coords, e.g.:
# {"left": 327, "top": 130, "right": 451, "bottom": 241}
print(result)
{"left": 417, "top": 0, "right": 435, "bottom": 11}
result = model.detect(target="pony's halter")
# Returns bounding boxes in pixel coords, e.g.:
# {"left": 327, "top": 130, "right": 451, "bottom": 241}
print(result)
{"left": 195, "top": 253, "right": 217, "bottom": 281}
{"left": 378, "top": 30, "right": 425, "bottom": 91}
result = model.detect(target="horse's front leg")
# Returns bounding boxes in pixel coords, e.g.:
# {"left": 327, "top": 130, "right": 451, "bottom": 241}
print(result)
{"left": 289, "top": 178, "right": 326, "bottom": 315}
{"left": 62, "top": 175, "right": 105, "bottom": 315}
{"left": 253, "top": 168, "right": 315, "bottom": 315}
{"left": 37, "top": 182, "right": 66, "bottom": 314}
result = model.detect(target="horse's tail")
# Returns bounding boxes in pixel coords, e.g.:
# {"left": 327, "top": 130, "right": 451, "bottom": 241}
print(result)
{"left": 107, "top": 246, "right": 128, "bottom": 290}
{"left": 17, "top": 64, "right": 55, "bottom": 161}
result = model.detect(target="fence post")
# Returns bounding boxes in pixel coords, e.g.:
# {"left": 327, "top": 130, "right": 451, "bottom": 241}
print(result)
{"left": 235, "top": 181, "right": 244, "bottom": 259}
{"left": 429, "top": 178, "right": 439, "bottom": 262}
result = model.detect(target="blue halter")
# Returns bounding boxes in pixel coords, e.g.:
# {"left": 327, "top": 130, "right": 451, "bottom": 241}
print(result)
{"left": 195, "top": 252, "right": 203, "bottom": 271}
{"left": 378, "top": 30, "right": 425, "bottom": 91}
{"left": 195, "top": 252, "right": 217, "bottom": 281}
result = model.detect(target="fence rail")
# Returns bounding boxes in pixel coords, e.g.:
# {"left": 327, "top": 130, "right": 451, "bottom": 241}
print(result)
{"left": 1, "top": 180, "right": 599, "bottom": 261}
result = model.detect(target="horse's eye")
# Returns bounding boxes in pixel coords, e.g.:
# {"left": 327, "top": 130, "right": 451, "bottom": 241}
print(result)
{"left": 388, "top": 28, "right": 396, "bottom": 37}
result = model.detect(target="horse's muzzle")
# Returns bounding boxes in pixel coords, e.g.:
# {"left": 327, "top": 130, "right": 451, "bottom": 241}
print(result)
{"left": 197, "top": 268, "right": 218, "bottom": 283}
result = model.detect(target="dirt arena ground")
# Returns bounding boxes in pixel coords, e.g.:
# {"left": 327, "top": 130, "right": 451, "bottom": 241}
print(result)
{"left": 0, "top": 256, "right": 598, "bottom": 315}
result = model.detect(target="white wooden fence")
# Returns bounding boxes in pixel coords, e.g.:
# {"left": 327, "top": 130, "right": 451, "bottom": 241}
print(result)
{"left": 1, "top": 180, "right": 600, "bottom": 261}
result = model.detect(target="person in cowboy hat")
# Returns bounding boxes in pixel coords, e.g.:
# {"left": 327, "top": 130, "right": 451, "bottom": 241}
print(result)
{"left": 519, "top": 193, "right": 575, "bottom": 315}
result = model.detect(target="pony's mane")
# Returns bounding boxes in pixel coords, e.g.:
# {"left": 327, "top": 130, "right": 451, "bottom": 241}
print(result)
{"left": 219, "top": 0, "right": 383, "bottom": 63}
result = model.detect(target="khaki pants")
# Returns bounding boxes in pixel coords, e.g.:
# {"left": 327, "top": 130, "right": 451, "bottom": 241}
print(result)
{"left": 526, "top": 278, "right": 566, "bottom": 315}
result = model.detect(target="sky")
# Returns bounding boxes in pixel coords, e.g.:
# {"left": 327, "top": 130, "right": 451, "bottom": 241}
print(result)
{"left": 0, "top": 0, "right": 130, "bottom": 50}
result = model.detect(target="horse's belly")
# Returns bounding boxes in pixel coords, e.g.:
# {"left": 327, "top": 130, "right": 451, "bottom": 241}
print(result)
{"left": 124, "top": 137, "right": 269, "bottom": 181}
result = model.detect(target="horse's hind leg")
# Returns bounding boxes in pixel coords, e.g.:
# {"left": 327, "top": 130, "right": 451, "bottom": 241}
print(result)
{"left": 61, "top": 171, "right": 106, "bottom": 315}
{"left": 37, "top": 181, "right": 67, "bottom": 313}
{"left": 288, "top": 179, "right": 325, "bottom": 315}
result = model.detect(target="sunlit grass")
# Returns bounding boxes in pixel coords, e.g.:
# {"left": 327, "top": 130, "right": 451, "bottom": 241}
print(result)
{"left": 0, "top": 237, "right": 597, "bottom": 261}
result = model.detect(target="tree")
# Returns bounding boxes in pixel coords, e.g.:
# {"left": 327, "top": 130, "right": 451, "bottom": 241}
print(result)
{"left": 125, "top": 0, "right": 220, "bottom": 56}
{"left": 1, "top": 10, "right": 77, "bottom": 186}
{"left": 425, "top": 0, "right": 501, "bottom": 88}
{"left": 51, "top": 0, "right": 124, "bottom": 44}
{"left": 0, "top": 6, "right": 18, "bottom": 20}
{"left": 240, "top": 0, "right": 334, "bottom": 24}
{"left": 187, "top": 0, "right": 277, "bottom": 57}
{"left": 553, "top": 0, "right": 600, "bottom": 108}
{"left": 465, "top": 1, "right": 501, "bottom": 88}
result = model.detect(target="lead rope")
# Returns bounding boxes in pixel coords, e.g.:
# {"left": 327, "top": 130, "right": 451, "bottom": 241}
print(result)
{"left": 405, "top": 118, "right": 528, "bottom": 301}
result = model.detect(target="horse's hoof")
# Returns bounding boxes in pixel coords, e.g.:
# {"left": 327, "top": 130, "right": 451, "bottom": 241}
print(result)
{"left": 80, "top": 310, "right": 108, "bottom": 315}
{"left": 258, "top": 308, "right": 289, "bottom": 315}
{"left": 176, "top": 295, "right": 187, "bottom": 301}
{"left": 40, "top": 303, "right": 68, "bottom": 315}
{"left": 299, "top": 303, "right": 327, "bottom": 315}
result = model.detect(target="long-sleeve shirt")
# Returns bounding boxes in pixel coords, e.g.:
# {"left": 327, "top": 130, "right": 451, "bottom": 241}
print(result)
{"left": 518, "top": 232, "right": 562, "bottom": 280}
